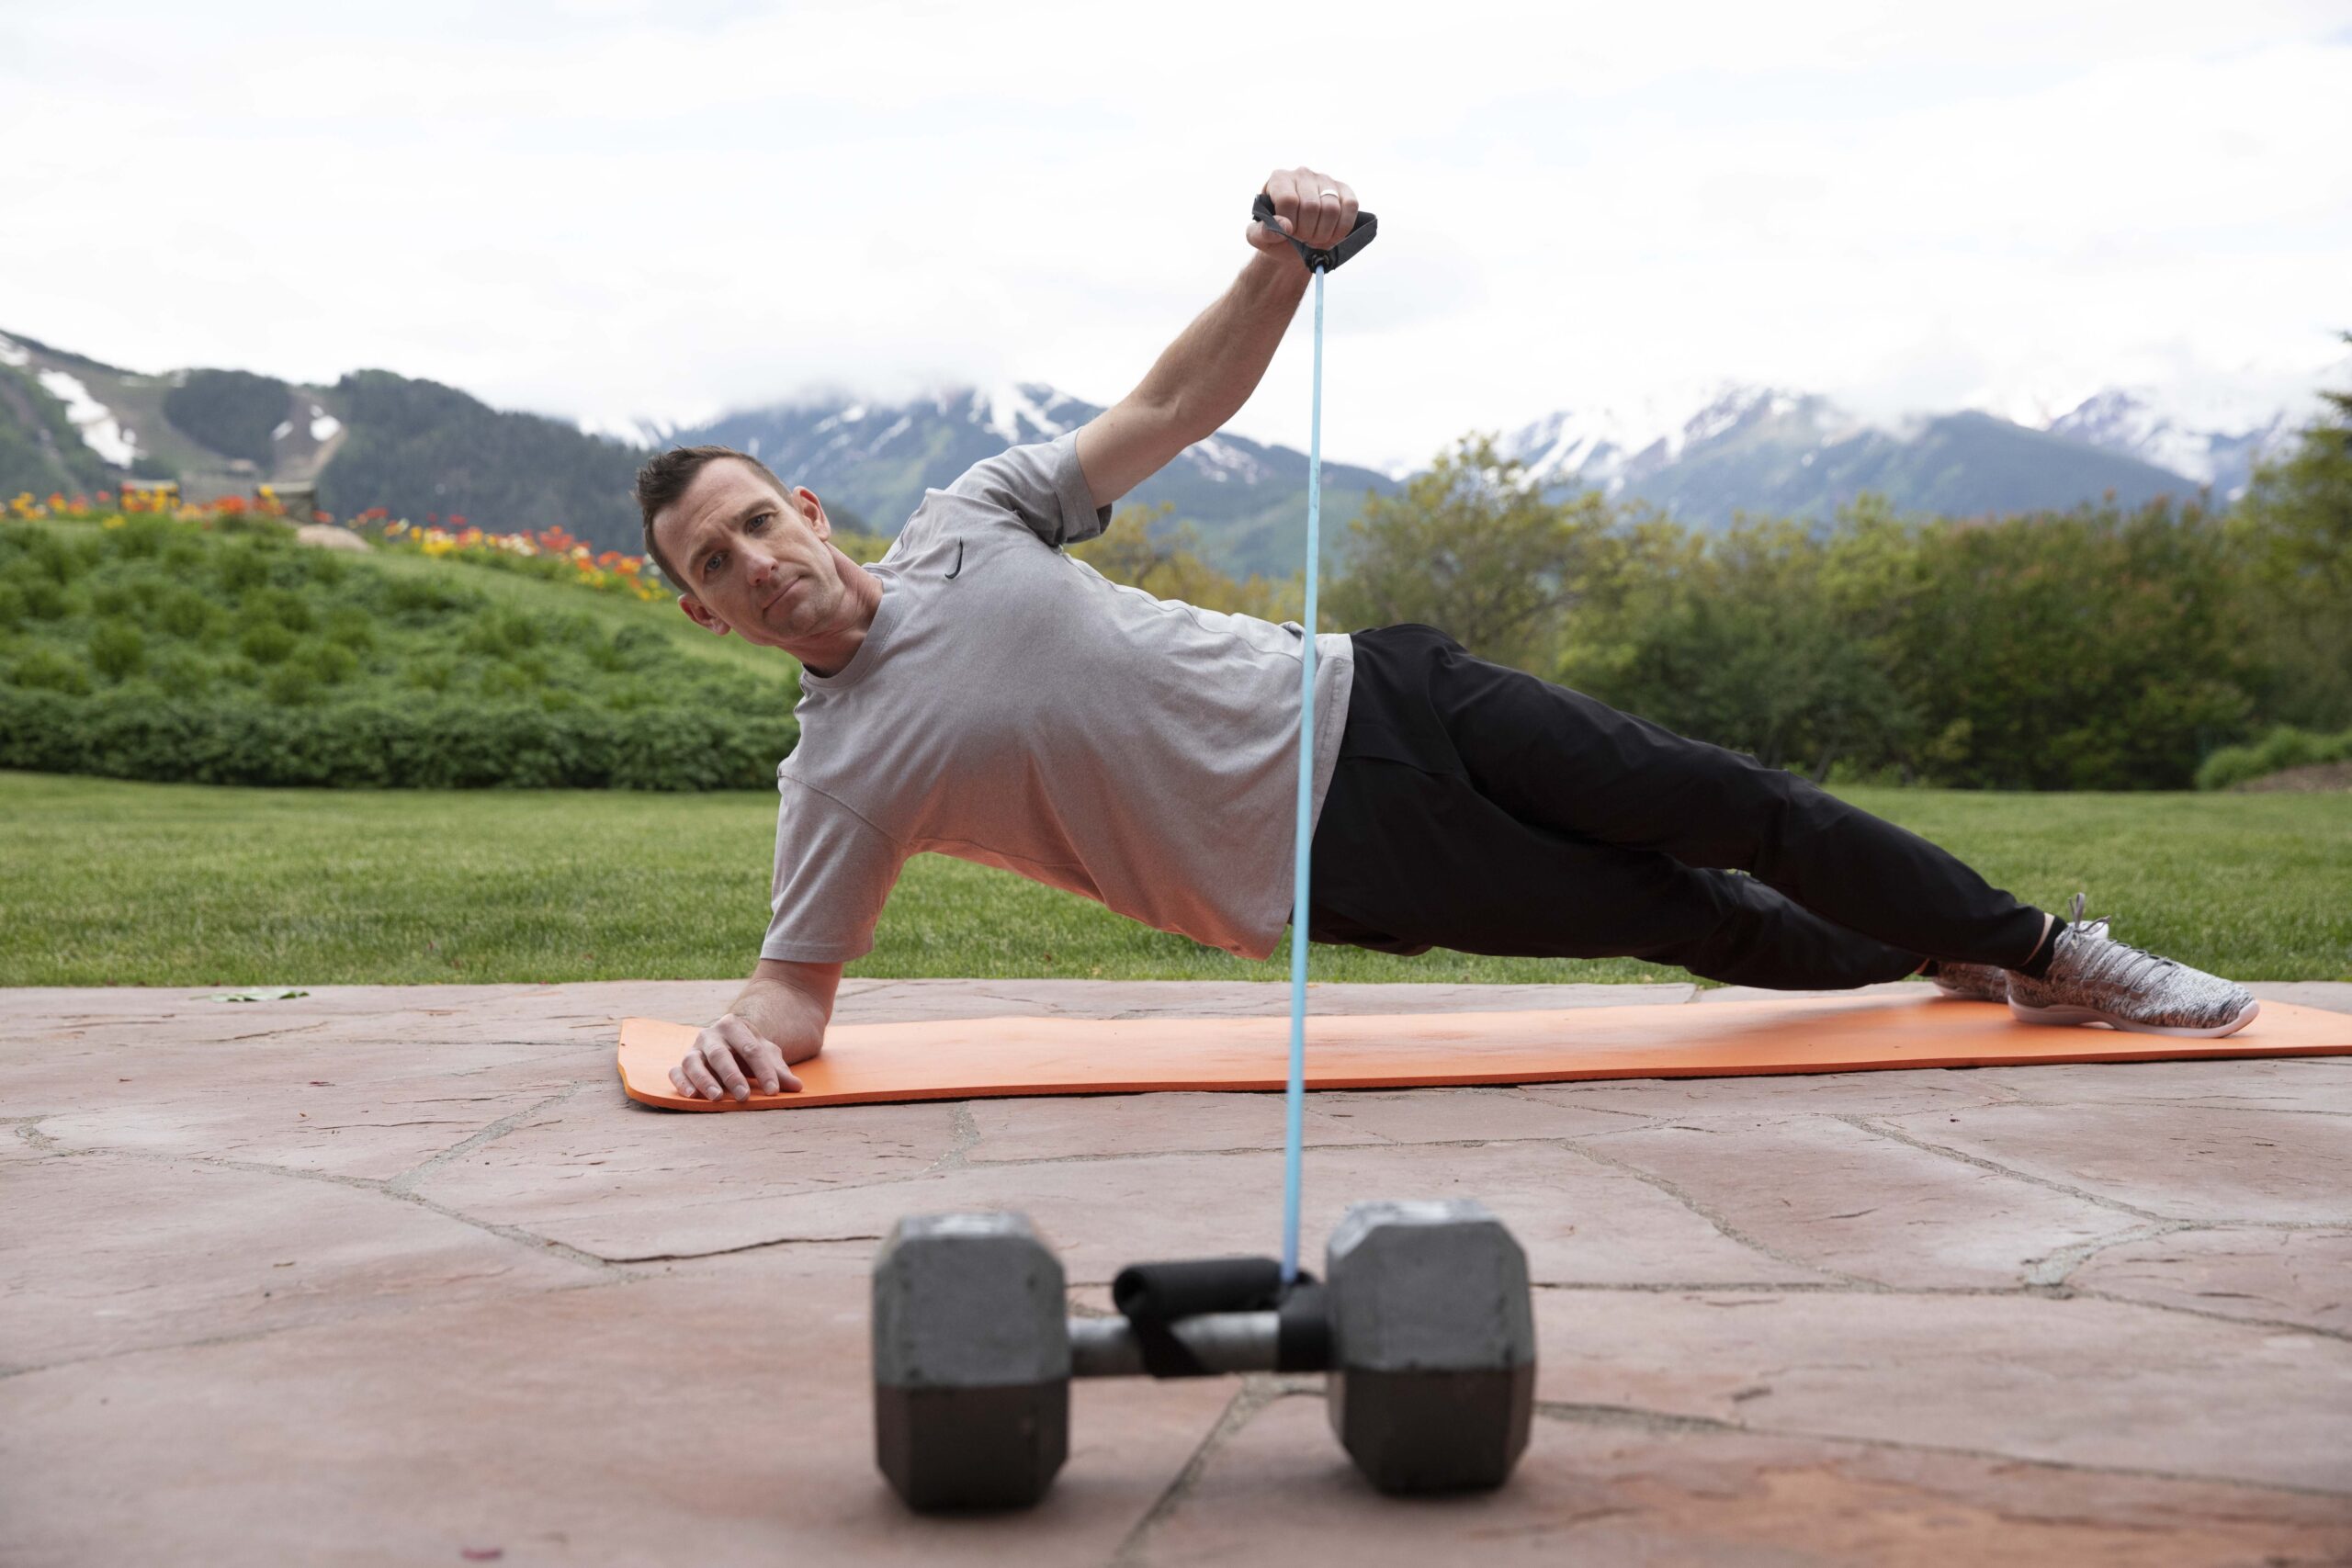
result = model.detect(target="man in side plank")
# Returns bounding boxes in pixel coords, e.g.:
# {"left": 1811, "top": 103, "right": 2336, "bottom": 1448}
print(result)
{"left": 637, "top": 164, "right": 2256, "bottom": 1101}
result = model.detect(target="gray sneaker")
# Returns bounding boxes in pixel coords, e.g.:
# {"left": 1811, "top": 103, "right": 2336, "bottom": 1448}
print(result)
{"left": 1929, "top": 961, "right": 2010, "bottom": 1003}
{"left": 2007, "top": 895, "right": 2259, "bottom": 1038}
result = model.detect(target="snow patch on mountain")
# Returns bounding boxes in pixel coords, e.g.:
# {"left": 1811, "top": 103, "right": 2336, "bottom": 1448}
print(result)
{"left": 0, "top": 333, "right": 28, "bottom": 369}
{"left": 1501, "top": 382, "right": 1856, "bottom": 494}
{"left": 2044, "top": 386, "right": 2295, "bottom": 498}
{"left": 977, "top": 383, "right": 1074, "bottom": 445}
{"left": 35, "top": 367, "right": 138, "bottom": 467}
{"left": 577, "top": 413, "right": 675, "bottom": 448}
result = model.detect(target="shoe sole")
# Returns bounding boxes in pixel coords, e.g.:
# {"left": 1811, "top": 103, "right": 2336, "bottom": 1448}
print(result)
{"left": 2007, "top": 998, "right": 2261, "bottom": 1040}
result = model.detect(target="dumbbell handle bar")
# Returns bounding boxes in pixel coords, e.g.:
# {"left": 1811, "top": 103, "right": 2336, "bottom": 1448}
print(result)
{"left": 1069, "top": 1310, "right": 1311, "bottom": 1378}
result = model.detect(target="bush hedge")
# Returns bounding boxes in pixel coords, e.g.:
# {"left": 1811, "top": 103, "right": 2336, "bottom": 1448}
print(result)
{"left": 0, "top": 685, "right": 795, "bottom": 789}
{"left": 0, "top": 513, "right": 799, "bottom": 790}
{"left": 2194, "top": 725, "right": 2352, "bottom": 792}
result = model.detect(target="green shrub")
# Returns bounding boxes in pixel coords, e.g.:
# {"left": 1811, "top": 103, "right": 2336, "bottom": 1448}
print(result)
{"left": 148, "top": 646, "right": 215, "bottom": 697}
{"left": 114, "top": 518, "right": 170, "bottom": 560}
{"left": 88, "top": 620, "right": 145, "bottom": 682}
{"left": 11, "top": 648, "right": 89, "bottom": 695}
{"left": 157, "top": 586, "right": 215, "bottom": 639}
{"left": 0, "top": 513, "right": 800, "bottom": 791}
{"left": 2195, "top": 726, "right": 2352, "bottom": 790}
{"left": 0, "top": 685, "right": 797, "bottom": 790}
{"left": 323, "top": 605, "right": 375, "bottom": 651}
{"left": 263, "top": 662, "right": 321, "bottom": 707}
{"left": 214, "top": 544, "right": 275, "bottom": 593}
{"left": 243, "top": 585, "right": 314, "bottom": 633}
{"left": 312, "top": 641, "right": 358, "bottom": 686}
{"left": 382, "top": 574, "right": 480, "bottom": 619}
{"left": 461, "top": 608, "right": 540, "bottom": 656}
{"left": 238, "top": 622, "right": 299, "bottom": 665}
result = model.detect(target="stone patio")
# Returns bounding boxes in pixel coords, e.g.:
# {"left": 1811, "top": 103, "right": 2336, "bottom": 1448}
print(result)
{"left": 4, "top": 978, "right": 2349, "bottom": 1565}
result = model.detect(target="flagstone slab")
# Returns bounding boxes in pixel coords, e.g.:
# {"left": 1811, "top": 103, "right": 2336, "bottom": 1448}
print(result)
{"left": 25, "top": 1045, "right": 588, "bottom": 1181}
{"left": 962, "top": 1084, "right": 1638, "bottom": 1165}
{"left": 405, "top": 1092, "right": 962, "bottom": 1261}
{"left": 0, "top": 1153, "right": 591, "bottom": 1370}
{"left": 1129, "top": 1392, "right": 2352, "bottom": 1567}
{"left": 1535, "top": 1288, "right": 2352, "bottom": 1494}
{"left": 1585, "top": 1114, "right": 2143, "bottom": 1287}
{"left": 420, "top": 1132, "right": 1827, "bottom": 1285}
{"left": 1964, "top": 1055, "right": 2352, "bottom": 1113}
{"left": 0, "top": 1253, "right": 1231, "bottom": 1568}
{"left": 1877, "top": 1101, "right": 2352, "bottom": 1223}
{"left": 1521, "top": 1063, "right": 2030, "bottom": 1120}
{"left": 2068, "top": 1226, "right": 2352, "bottom": 1333}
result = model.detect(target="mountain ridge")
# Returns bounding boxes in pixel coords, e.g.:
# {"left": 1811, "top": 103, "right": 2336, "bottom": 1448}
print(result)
{"left": 1, "top": 325, "right": 2316, "bottom": 581}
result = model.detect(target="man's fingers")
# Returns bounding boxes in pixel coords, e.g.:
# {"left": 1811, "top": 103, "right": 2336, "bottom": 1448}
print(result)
{"left": 1302, "top": 172, "right": 1341, "bottom": 247}
{"left": 678, "top": 1053, "right": 723, "bottom": 1100}
{"left": 698, "top": 1036, "right": 751, "bottom": 1100}
{"left": 749, "top": 1043, "right": 782, "bottom": 1096}
{"left": 1263, "top": 168, "right": 1302, "bottom": 237}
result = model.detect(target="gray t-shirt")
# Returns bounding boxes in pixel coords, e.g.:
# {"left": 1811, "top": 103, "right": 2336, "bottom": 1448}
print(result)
{"left": 762, "top": 430, "right": 1355, "bottom": 964}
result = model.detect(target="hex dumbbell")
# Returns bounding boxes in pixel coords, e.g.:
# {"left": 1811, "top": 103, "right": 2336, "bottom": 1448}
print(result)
{"left": 871, "top": 1200, "right": 1534, "bottom": 1509}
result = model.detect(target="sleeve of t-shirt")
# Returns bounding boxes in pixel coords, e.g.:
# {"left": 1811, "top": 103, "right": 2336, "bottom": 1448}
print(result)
{"left": 944, "top": 428, "right": 1114, "bottom": 548}
{"left": 760, "top": 779, "right": 905, "bottom": 964}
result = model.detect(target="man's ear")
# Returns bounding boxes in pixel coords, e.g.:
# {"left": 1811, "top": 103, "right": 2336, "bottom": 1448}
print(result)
{"left": 797, "top": 487, "right": 831, "bottom": 541}
{"left": 677, "top": 593, "right": 731, "bottom": 637}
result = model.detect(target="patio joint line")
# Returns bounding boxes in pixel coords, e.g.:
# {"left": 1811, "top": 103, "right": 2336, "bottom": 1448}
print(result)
{"left": 1106, "top": 1375, "right": 1305, "bottom": 1568}
{"left": 1834, "top": 1114, "right": 2177, "bottom": 1222}
{"left": 1560, "top": 1136, "right": 1865, "bottom": 1286}
{"left": 386, "top": 1082, "right": 586, "bottom": 1195}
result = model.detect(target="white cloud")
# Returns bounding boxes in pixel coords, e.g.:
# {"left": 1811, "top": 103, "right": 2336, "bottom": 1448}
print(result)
{"left": 2, "top": 0, "right": 2346, "bottom": 473}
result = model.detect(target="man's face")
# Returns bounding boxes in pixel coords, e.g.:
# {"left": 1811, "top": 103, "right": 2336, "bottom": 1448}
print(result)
{"left": 655, "top": 457, "right": 850, "bottom": 649}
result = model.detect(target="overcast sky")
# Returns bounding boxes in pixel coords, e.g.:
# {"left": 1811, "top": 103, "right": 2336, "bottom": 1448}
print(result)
{"left": 5, "top": 0, "right": 2348, "bottom": 469}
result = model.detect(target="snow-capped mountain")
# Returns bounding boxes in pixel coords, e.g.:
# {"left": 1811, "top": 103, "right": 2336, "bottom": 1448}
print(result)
{"left": 2044, "top": 389, "right": 2297, "bottom": 501}
{"left": 665, "top": 383, "right": 1399, "bottom": 577}
{"left": 1498, "top": 380, "right": 2298, "bottom": 526}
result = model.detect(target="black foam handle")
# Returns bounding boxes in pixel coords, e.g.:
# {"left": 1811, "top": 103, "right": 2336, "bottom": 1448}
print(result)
{"left": 1274, "top": 1280, "right": 1331, "bottom": 1372}
{"left": 1112, "top": 1256, "right": 1329, "bottom": 1378}
{"left": 1114, "top": 1256, "right": 1283, "bottom": 1322}
{"left": 1252, "top": 192, "right": 1378, "bottom": 273}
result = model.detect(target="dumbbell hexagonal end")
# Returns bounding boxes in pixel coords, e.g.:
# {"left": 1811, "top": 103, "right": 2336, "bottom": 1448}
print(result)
{"left": 872, "top": 1211, "right": 1070, "bottom": 1509}
{"left": 1326, "top": 1199, "right": 1535, "bottom": 1495}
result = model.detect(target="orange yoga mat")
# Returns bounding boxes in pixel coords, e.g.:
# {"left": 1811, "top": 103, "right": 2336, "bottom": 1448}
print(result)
{"left": 615, "top": 993, "right": 2351, "bottom": 1111}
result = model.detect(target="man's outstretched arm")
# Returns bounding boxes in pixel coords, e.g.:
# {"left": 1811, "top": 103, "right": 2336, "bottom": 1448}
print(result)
{"left": 671, "top": 956, "right": 841, "bottom": 1101}
{"left": 1074, "top": 165, "right": 1360, "bottom": 507}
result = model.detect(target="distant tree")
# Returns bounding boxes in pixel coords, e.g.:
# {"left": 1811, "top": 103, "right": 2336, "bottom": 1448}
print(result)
{"left": 1878, "top": 498, "right": 2257, "bottom": 788}
{"left": 319, "top": 371, "right": 644, "bottom": 551}
{"left": 164, "top": 369, "right": 291, "bottom": 468}
{"left": 1325, "top": 434, "right": 1605, "bottom": 669}
{"left": 2232, "top": 333, "right": 2352, "bottom": 728}
{"left": 1560, "top": 506, "right": 1919, "bottom": 780}
{"left": 1071, "top": 502, "right": 1299, "bottom": 620}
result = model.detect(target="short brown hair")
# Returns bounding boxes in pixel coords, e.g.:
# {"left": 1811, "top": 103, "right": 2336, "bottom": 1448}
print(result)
{"left": 633, "top": 446, "right": 791, "bottom": 593}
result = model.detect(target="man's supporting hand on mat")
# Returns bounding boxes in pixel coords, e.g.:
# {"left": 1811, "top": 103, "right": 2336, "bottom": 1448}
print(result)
{"left": 671, "top": 957, "right": 839, "bottom": 1100}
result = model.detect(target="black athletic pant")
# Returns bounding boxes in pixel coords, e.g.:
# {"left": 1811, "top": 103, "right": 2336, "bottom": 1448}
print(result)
{"left": 1306, "top": 625, "right": 2049, "bottom": 989}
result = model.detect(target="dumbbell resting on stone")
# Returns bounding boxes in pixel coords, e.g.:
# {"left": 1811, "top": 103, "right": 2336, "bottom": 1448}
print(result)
{"left": 871, "top": 1200, "right": 1535, "bottom": 1510}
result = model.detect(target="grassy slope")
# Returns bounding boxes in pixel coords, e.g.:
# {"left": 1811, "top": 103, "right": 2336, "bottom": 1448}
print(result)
{"left": 1, "top": 773, "right": 2343, "bottom": 987}
{"left": 3, "top": 514, "right": 792, "bottom": 708}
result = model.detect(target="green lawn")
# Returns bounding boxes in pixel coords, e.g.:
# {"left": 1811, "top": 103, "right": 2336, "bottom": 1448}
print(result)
{"left": 1, "top": 770, "right": 2345, "bottom": 987}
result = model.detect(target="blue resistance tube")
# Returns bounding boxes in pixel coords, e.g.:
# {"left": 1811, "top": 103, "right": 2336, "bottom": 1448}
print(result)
{"left": 1281, "top": 261, "right": 1326, "bottom": 1284}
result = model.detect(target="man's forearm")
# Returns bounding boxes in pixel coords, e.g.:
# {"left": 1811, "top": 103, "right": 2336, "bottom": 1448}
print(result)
{"left": 1127, "top": 250, "right": 1310, "bottom": 442}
